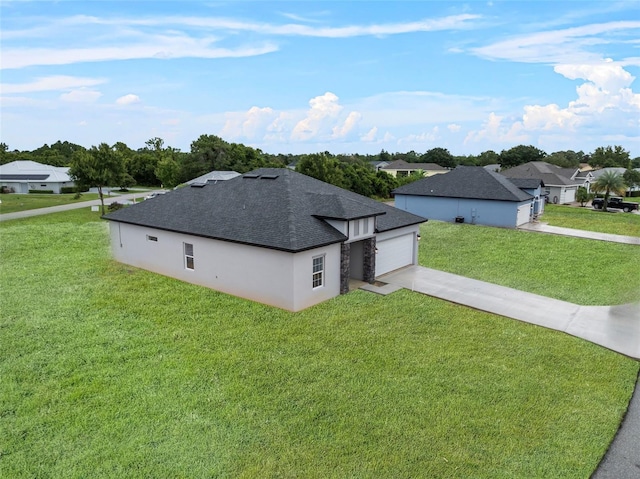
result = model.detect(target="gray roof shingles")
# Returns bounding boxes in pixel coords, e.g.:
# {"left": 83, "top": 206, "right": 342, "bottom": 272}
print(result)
{"left": 500, "top": 161, "right": 576, "bottom": 186}
{"left": 392, "top": 166, "right": 533, "bottom": 202}
{"left": 104, "top": 168, "right": 426, "bottom": 253}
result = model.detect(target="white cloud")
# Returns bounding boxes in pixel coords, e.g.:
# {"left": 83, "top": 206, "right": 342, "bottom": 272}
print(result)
{"left": 0, "top": 75, "right": 106, "bottom": 93}
{"left": 472, "top": 20, "right": 640, "bottom": 64}
{"left": 291, "top": 92, "right": 344, "bottom": 141}
{"left": 60, "top": 88, "right": 102, "bottom": 103}
{"left": 447, "top": 123, "right": 461, "bottom": 132}
{"left": 221, "top": 106, "right": 277, "bottom": 140}
{"left": 361, "top": 126, "right": 378, "bottom": 142}
{"left": 332, "top": 111, "right": 362, "bottom": 139}
{"left": 555, "top": 61, "right": 634, "bottom": 91}
{"left": 1, "top": 38, "right": 278, "bottom": 69}
{"left": 116, "top": 94, "right": 141, "bottom": 105}
{"left": 399, "top": 126, "right": 440, "bottom": 145}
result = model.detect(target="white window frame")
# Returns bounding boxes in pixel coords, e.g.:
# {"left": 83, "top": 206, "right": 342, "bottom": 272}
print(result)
{"left": 312, "top": 255, "right": 325, "bottom": 289}
{"left": 184, "top": 242, "right": 194, "bottom": 270}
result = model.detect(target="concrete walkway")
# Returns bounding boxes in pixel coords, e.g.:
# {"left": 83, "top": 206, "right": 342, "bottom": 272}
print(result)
{"left": 519, "top": 222, "right": 640, "bottom": 245}
{"left": 0, "top": 191, "right": 159, "bottom": 222}
{"left": 378, "top": 265, "right": 640, "bottom": 478}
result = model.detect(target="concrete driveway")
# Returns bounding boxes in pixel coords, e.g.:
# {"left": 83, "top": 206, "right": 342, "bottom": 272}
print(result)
{"left": 380, "top": 265, "right": 640, "bottom": 359}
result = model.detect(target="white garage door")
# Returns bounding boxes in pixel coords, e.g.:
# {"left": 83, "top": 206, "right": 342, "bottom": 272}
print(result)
{"left": 376, "top": 233, "right": 415, "bottom": 276}
{"left": 516, "top": 203, "right": 531, "bottom": 226}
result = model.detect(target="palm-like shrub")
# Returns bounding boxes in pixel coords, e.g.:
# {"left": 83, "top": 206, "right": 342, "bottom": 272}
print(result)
{"left": 592, "top": 171, "right": 627, "bottom": 211}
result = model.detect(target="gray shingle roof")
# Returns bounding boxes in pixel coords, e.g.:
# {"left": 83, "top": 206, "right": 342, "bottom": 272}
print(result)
{"left": 392, "top": 166, "right": 533, "bottom": 202}
{"left": 506, "top": 177, "right": 544, "bottom": 189}
{"left": 500, "top": 161, "right": 575, "bottom": 186}
{"left": 104, "top": 168, "right": 426, "bottom": 253}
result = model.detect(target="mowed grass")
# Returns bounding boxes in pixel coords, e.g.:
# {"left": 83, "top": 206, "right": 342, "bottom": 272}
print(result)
{"left": 542, "top": 204, "right": 640, "bottom": 237}
{"left": 0, "top": 193, "right": 102, "bottom": 214}
{"left": 1, "top": 211, "right": 638, "bottom": 478}
{"left": 419, "top": 221, "right": 640, "bottom": 305}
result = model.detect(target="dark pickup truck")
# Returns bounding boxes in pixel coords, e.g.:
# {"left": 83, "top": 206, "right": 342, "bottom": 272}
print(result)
{"left": 592, "top": 197, "right": 639, "bottom": 212}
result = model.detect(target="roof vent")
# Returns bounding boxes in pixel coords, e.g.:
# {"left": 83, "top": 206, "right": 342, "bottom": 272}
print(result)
{"left": 190, "top": 182, "right": 206, "bottom": 188}
{"left": 260, "top": 174, "right": 279, "bottom": 180}
{"left": 243, "top": 174, "right": 259, "bottom": 179}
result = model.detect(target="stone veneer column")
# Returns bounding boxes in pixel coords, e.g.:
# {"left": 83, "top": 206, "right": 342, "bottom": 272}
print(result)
{"left": 340, "top": 242, "right": 350, "bottom": 294}
{"left": 363, "top": 237, "right": 376, "bottom": 284}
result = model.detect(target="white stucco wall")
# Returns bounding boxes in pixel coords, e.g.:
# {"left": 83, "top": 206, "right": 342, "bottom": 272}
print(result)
{"left": 109, "top": 222, "right": 340, "bottom": 312}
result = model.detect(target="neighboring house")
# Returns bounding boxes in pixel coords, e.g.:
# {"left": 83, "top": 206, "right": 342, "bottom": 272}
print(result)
{"left": 0, "top": 160, "right": 75, "bottom": 194}
{"left": 393, "top": 166, "right": 535, "bottom": 228}
{"left": 506, "top": 178, "right": 545, "bottom": 218}
{"left": 382, "top": 160, "right": 448, "bottom": 178}
{"left": 483, "top": 164, "right": 501, "bottom": 173}
{"left": 186, "top": 170, "right": 240, "bottom": 185}
{"left": 103, "top": 168, "right": 426, "bottom": 312}
{"left": 500, "top": 161, "right": 578, "bottom": 204}
{"left": 369, "top": 160, "right": 390, "bottom": 172}
{"left": 591, "top": 167, "right": 639, "bottom": 194}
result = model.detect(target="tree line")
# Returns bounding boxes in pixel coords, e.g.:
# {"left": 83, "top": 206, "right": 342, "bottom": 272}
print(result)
{"left": 1, "top": 137, "right": 638, "bottom": 199}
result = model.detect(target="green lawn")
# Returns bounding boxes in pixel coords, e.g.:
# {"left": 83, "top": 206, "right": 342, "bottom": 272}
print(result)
{"left": 1, "top": 211, "right": 638, "bottom": 478}
{"left": 0, "top": 193, "right": 101, "bottom": 214}
{"left": 542, "top": 204, "right": 640, "bottom": 237}
{"left": 419, "top": 221, "right": 640, "bottom": 305}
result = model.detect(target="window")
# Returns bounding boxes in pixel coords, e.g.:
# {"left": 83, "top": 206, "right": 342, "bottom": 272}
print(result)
{"left": 362, "top": 218, "right": 369, "bottom": 235}
{"left": 353, "top": 220, "right": 360, "bottom": 236}
{"left": 146, "top": 235, "right": 158, "bottom": 242}
{"left": 312, "top": 255, "right": 324, "bottom": 288}
{"left": 184, "top": 242, "right": 194, "bottom": 270}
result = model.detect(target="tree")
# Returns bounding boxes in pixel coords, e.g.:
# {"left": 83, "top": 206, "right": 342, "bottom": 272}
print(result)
{"left": 476, "top": 150, "right": 499, "bottom": 167}
{"left": 545, "top": 150, "right": 584, "bottom": 169}
{"left": 296, "top": 153, "right": 345, "bottom": 187}
{"left": 69, "top": 143, "right": 125, "bottom": 215}
{"left": 575, "top": 186, "right": 590, "bottom": 207}
{"left": 421, "top": 147, "right": 455, "bottom": 168}
{"left": 623, "top": 169, "right": 640, "bottom": 192}
{"left": 499, "top": 145, "right": 546, "bottom": 169}
{"left": 591, "top": 171, "right": 627, "bottom": 211}
{"left": 155, "top": 156, "right": 181, "bottom": 188}
{"left": 589, "top": 145, "right": 630, "bottom": 168}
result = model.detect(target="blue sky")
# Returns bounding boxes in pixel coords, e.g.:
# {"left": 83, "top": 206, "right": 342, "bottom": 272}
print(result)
{"left": 1, "top": 1, "right": 639, "bottom": 157}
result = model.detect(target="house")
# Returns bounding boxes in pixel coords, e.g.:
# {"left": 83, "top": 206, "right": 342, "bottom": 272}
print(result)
{"left": 506, "top": 178, "right": 545, "bottom": 217}
{"left": 186, "top": 170, "right": 240, "bottom": 185}
{"left": 369, "top": 160, "right": 390, "bottom": 172}
{"left": 103, "top": 168, "right": 426, "bottom": 312}
{"left": 0, "top": 160, "right": 75, "bottom": 194}
{"left": 591, "top": 167, "right": 639, "bottom": 194}
{"left": 381, "top": 160, "right": 448, "bottom": 178}
{"left": 392, "top": 166, "right": 535, "bottom": 228}
{"left": 500, "top": 161, "right": 578, "bottom": 204}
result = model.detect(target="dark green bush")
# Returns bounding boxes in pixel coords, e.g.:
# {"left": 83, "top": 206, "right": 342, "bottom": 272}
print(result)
{"left": 108, "top": 202, "right": 124, "bottom": 211}
{"left": 61, "top": 186, "right": 89, "bottom": 194}
{"left": 29, "top": 190, "right": 54, "bottom": 194}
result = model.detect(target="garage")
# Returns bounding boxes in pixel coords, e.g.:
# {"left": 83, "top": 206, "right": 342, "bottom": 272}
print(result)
{"left": 516, "top": 203, "right": 531, "bottom": 226}
{"left": 376, "top": 232, "right": 415, "bottom": 276}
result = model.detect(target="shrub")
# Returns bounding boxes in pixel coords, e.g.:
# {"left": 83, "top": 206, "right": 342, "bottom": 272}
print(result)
{"left": 108, "top": 202, "right": 124, "bottom": 211}
{"left": 29, "top": 190, "right": 54, "bottom": 194}
{"left": 1, "top": 186, "right": 15, "bottom": 194}
{"left": 61, "top": 186, "right": 89, "bottom": 194}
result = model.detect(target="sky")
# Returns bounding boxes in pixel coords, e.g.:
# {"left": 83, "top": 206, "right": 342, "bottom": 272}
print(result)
{"left": 1, "top": 1, "right": 639, "bottom": 158}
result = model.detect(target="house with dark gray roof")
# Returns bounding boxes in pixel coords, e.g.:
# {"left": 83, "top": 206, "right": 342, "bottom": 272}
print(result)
{"left": 103, "top": 168, "right": 426, "bottom": 311}
{"left": 0, "top": 160, "right": 75, "bottom": 194}
{"left": 500, "top": 161, "right": 578, "bottom": 204}
{"left": 393, "top": 166, "right": 537, "bottom": 228}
